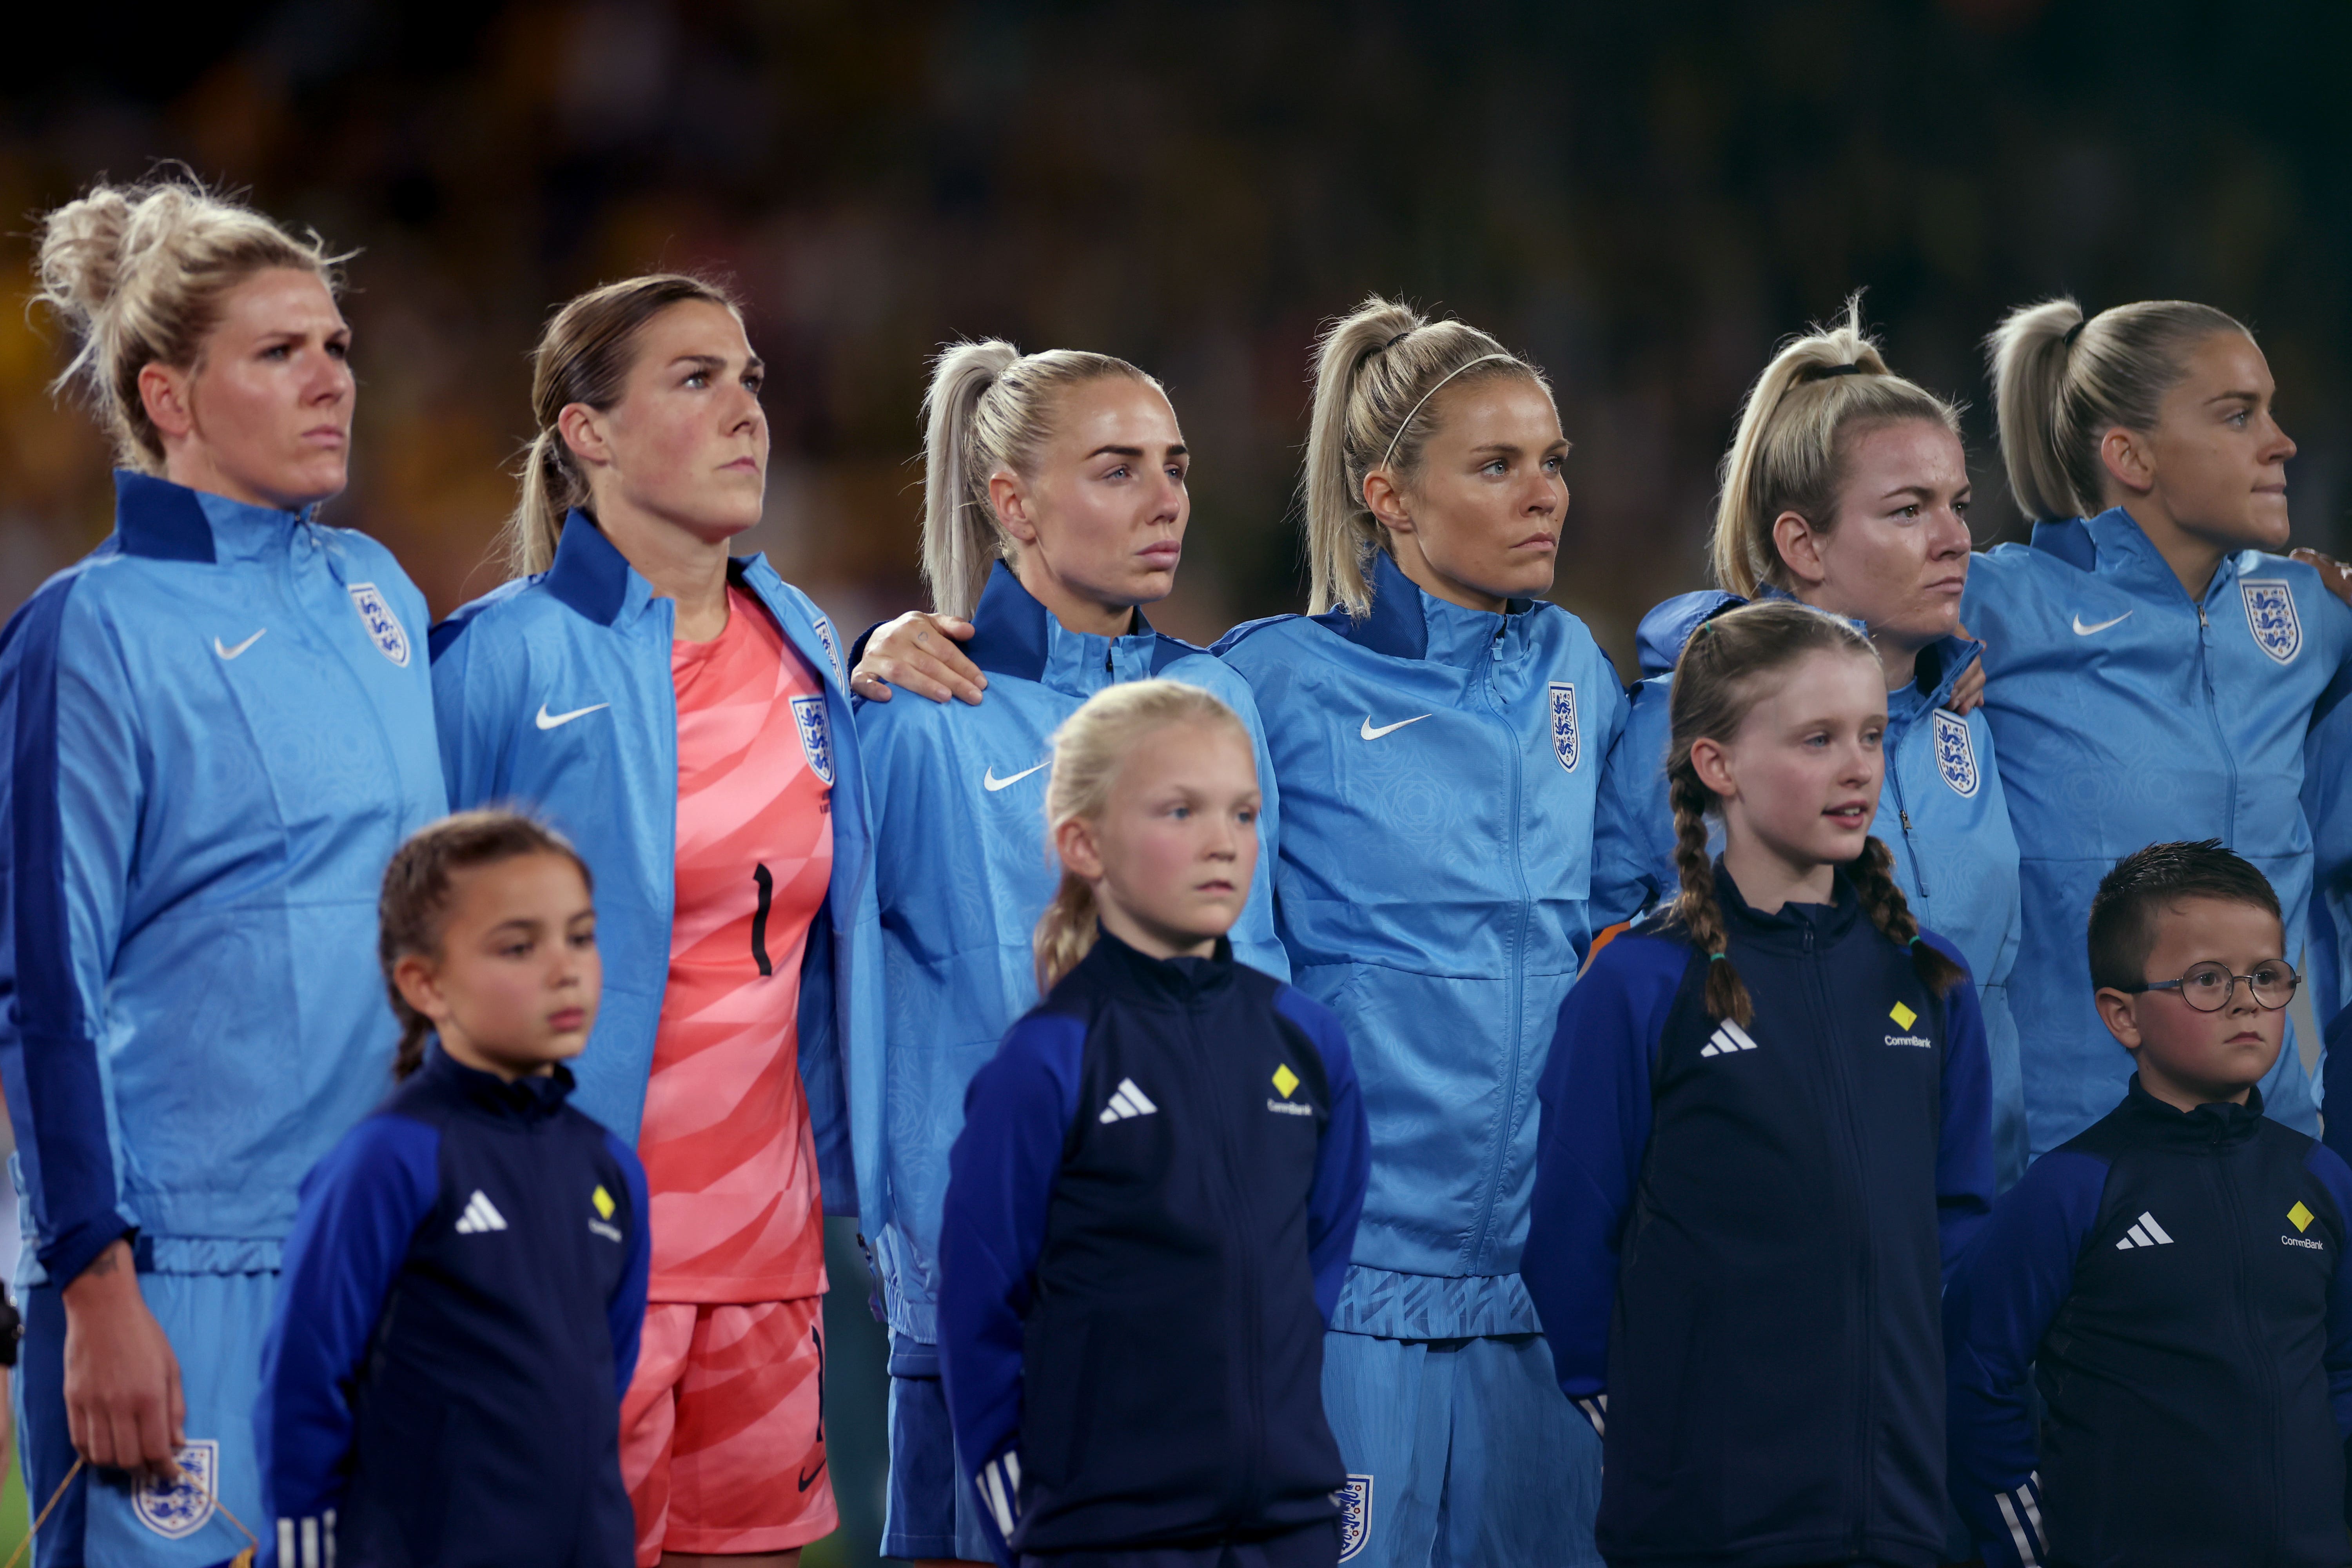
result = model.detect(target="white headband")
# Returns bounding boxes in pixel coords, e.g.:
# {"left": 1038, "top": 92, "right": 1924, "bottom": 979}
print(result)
{"left": 1379, "top": 353, "right": 1519, "bottom": 470}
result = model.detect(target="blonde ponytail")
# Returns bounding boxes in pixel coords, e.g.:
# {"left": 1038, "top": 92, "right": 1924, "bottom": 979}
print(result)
{"left": 1033, "top": 679, "right": 1254, "bottom": 991}
{"left": 1986, "top": 296, "right": 2248, "bottom": 524}
{"left": 918, "top": 340, "right": 1160, "bottom": 619}
{"left": 33, "top": 173, "right": 343, "bottom": 472}
{"left": 1710, "top": 294, "right": 1961, "bottom": 599}
{"left": 499, "top": 273, "right": 742, "bottom": 577}
{"left": 1303, "top": 296, "right": 1547, "bottom": 617}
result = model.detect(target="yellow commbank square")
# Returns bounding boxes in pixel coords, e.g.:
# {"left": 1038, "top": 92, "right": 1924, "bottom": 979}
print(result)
{"left": 1272, "top": 1064, "right": 1301, "bottom": 1099}
{"left": 593, "top": 1184, "right": 616, "bottom": 1220}
{"left": 1888, "top": 1002, "right": 1918, "bottom": 1031}
{"left": 2290, "top": 1201, "right": 2315, "bottom": 1232}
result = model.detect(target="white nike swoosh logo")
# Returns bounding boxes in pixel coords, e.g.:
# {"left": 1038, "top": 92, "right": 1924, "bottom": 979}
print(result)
{"left": 984, "top": 761, "right": 1049, "bottom": 792}
{"left": 2072, "top": 611, "right": 2134, "bottom": 636}
{"left": 1360, "top": 713, "right": 1434, "bottom": 740}
{"left": 213, "top": 629, "right": 267, "bottom": 660}
{"left": 535, "top": 701, "right": 611, "bottom": 730}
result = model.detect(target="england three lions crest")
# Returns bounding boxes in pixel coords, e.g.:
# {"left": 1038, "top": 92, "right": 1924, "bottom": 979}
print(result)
{"left": 133, "top": 1439, "right": 217, "bottom": 1540}
{"left": 2242, "top": 579, "right": 2302, "bottom": 664}
{"left": 1549, "top": 682, "right": 1580, "bottom": 772}
{"left": 1334, "top": 1473, "right": 1374, "bottom": 1562}
{"left": 347, "top": 582, "right": 412, "bottom": 667}
{"left": 791, "top": 695, "right": 835, "bottom": 786}
{"left": 1932, "top": 710, "right": 1980, "bottom": 798}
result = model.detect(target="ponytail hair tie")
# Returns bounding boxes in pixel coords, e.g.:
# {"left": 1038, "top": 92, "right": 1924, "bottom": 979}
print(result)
{"left": 1908, "top": 936, "right": 1924, "bottom": 949}
{"left": 1709, "top": 951, "right": 1728, "bottom": 964}
{"left": 1817, "top": 362, "right": 1865, "bottom": 377}
{"left": 2063, "top": 318, "right": 2087, "bottom": 347}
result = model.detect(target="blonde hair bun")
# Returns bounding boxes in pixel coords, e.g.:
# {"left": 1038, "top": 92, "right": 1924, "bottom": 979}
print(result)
{"left": 31, "top": 174, "right": 341, "bottom": 472}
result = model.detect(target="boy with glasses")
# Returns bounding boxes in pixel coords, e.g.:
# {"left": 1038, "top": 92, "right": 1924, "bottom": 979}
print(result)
{"left": 1944, "top": 840, "right": 2352, "bottom": 1566}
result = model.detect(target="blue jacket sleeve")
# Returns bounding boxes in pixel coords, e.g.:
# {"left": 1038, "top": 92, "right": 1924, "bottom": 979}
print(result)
{"left": 256, "top": 1113, "right": 441, "bottom": 1563}
{"left": 1927, "top": 932, "right": 1998, "bottom": 1277}
{"left": 604, "top": 1131, "right": 653, "bottom": 1397}
{"left": 1589, "top": 675, "right": 1671, "bottom": 929}
{"left": 1524, "top": 933, "right": 1684, "bottom": 1433}
{"left": 937, "top": 1012, "right": 1084, "bottom": 1568}
{"left": 1273, "top": 988, "right": 1369, "bottom": 1324}
{"left": 1943, "top": 1148, "right": 2103, "bottom": 1568}
{"left": 0, "top": 581, "right": 144, "bottom": 1287}
{"left": 427, "top": 610, "right": 519, "bottom": 811}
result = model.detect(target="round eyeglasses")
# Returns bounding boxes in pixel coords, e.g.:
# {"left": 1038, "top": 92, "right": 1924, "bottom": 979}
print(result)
{"left": 2123, "top": 960, "right": 2301, "bottom": 1013}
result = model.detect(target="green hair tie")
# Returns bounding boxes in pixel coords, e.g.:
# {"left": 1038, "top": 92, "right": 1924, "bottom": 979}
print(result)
{"left": 1709, "top": 951, "right": 1728, "bottom": 963}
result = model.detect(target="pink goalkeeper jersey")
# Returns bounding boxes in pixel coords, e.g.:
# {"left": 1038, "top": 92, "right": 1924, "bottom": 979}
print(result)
{"left": 639, "top": 586, "right": 834, "bottom": 1302}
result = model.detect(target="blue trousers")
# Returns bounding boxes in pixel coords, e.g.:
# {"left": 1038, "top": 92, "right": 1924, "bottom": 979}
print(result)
{"left": 1319, "top": 1330, "right": 1602, "bottom": 1568}
{"left": 18, "top": 1269, "right": 276, "bottom": 1568}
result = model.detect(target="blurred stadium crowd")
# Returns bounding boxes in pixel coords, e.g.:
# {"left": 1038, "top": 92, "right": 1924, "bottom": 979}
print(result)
{"left": 4, "top": 0, "right": 2349, "bottom": 673}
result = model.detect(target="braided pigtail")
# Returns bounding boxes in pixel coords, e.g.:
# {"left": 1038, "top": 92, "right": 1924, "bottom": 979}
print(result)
{"left": 1667, "top": 754, "right": 1753, "bottom": 1027}
{"left": 1846, "top": 834, "right": 1966, "bottom": 997}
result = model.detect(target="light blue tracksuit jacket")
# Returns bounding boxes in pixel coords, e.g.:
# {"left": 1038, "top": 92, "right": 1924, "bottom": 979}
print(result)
{"left": 852, "top": 562, "right": 1286, "bottom": 1345}
{"left": 428, "top": 510, "right": 868, "bottom": 1202}
{"left": 1964, "top": 506, "right": 2352, "bottom": 1158}
{"left": 0, "top": 471, "right": 446, "bottom": 1287}
{"left": 1211, "top": 550, "right": 1627, "bottom": 1338}
{"left": 1592, "top": 589, "right": 2029, "bottom": 1182}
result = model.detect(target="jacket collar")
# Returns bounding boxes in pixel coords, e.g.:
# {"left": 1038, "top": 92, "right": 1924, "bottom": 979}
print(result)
{"left": 2116, "top": 1073, "right": 2267, "bottom": 1151}
{"left": 546, "top": 509, "right": 656, "bottom": 628}
{"left": 113, "top": 469, "right": 312, "bottom": 565}
{"left": 1074, "top": 923, "right": 1237, "bottom": 1005}
{"left": 2034, "top": 505, "right": 2245, "bottom": 606}
{"left": 546, "top": 508, "right": 775, "bottom": 632}
{"left": 1715, "top": 858, "right": 1861, "bottom": 951}
{"left": 421, "top": 1041, "right": 578, "bottom": 1121}
{"left": 1321, "top": 550, "right": 1539, "bottom": 667}
{"left": 962, "top": 560, "right": 1164, "bottom": 692}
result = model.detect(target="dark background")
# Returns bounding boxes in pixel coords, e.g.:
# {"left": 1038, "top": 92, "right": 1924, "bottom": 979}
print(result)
{"left": 3, "top": 1, "right": 2347, "bottom": 1559}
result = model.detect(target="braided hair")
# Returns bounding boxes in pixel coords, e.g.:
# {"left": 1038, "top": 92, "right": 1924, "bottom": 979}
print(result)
{"left": 1666, "top": 599, "right": 1967, "bottom": 1025}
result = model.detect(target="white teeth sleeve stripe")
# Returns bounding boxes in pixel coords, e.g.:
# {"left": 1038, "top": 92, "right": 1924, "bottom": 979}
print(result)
{"left": 2137, "top": 1210, "right": 2174, "bottom": 1245}
{"left": 279, "top": 1520, "right": 296, "bottom": 1564}
{"left": 1573, "top": 1395, "right": 1606, "bottom": 1437}
{"left": 301, "top": 1514, "right": 323, "bottom": 1568}
{"left": 326, "top": 1508, "right": 338, "bottom": 1568}
{"left": 2018, "top": 1475, "right": 2045, "bottom": 1551}
{"left": 1003, "top": 1450, "right": 1021, "bottom": 1494}
{"left": 1994, "top": 1485, "right": 2042, "bottom": 1567}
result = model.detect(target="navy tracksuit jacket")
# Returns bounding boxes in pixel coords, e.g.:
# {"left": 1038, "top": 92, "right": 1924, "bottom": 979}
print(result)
{"left": 1945, "top": 1077, "right": 2352, "bottom": 1567}
{"left": 936, "top": 929, "right": 1370, "bottom": 1565}
{"left": 1525, "top": 864, "right": 1995, "bottom": 1567}
{"left": 257, "top": 1047, "right": 651, "bottom": 1567}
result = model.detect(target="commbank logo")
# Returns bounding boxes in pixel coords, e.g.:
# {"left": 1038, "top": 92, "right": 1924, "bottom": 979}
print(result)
{"left": 456, "top": 1189, "right": 509, "bottom": 1234}
{"left": 1098, "top": 1078, "right": 1158, "bottom": 1123}
{"left": 1699, "top": 1020, "right": 1758, "bottom": 1058}
{"left": 2115, "top": 1210, "right": 2173, "bottom": 1250}
{"left": 1884, "top": 999, "right": 1932, "bottom": 1048}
